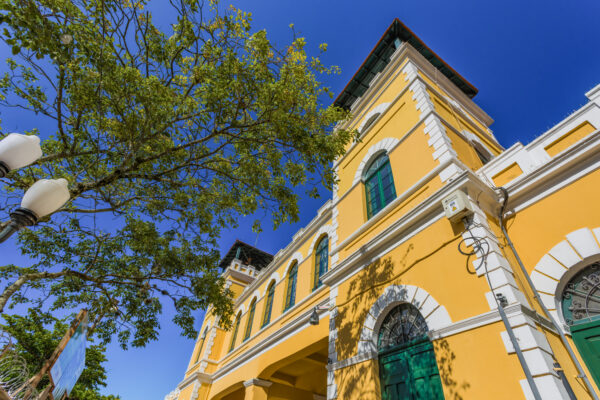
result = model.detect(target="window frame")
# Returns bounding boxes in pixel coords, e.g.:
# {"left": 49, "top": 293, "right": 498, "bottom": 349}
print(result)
{"left": 195, "top": 326, "right": 210, "bottom": 363}
{"left": 284, "top": 261, "right": 298, "bottom": 311}
{"left": 364, "top": 153, "right": 396, "bottom": 219}
{"left": 262, "top": 281, "right": 275, "bottom": 328}
{"left": 243, "top": 298, "right": 256, "bottom": 342}
{"left": 314, "top": 236, "right": 329, "bottom": 290}
{"left": 228, "top": 313, "right": 241, "bottom": 352}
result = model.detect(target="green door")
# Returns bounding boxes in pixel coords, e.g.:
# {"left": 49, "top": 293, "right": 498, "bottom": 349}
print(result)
{"left": 379, "top": 336, "right": 444, "bottom": 400}
{"left": 572, "top": 320, "right": 600, "bottom": 387}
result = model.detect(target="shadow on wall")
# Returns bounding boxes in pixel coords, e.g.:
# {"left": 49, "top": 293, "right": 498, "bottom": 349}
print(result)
{"left": 333, "top": 241, "right": 471, "bottom": 399}
{"left": 336, "top": 253, "right": 405, "bottom": 361}
{"left": 433, "top": 338, "right": 471, "bottom": 400}
{"left": 337, "top": 359, "right": 382, "bottom": 400}
{"left": 334, "top": 252, "right": 408, "bottom": 399}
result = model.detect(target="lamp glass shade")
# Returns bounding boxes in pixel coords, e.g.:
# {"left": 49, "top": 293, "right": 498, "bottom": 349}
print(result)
{"left": 0, "top": 133, "right": 42, "bottom": 170}
{"left": 21, "top": 178, "right": 70, "bottom": 217}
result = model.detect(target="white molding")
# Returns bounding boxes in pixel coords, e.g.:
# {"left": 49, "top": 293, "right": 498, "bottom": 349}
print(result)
{"left": 307, "top": 224, "right": 333, "bottom": 257}
{"left": 520, "top": 375, "right": 571, "bottom": 400}
{"left": 358, "top": 102, "right": 391, "bottom": 133}
{"left": 243, "top": 378, "right": 272, "bottom": 388}
{"left": 586, "top": 83, "right": 600, "bottom": 105}
{"left": 352, "top": 137, "right": 400, "bottom": 186}
{"left": 230, "top": 210, "right": 332, "bottom": 312}
{"left": 338, "top": 44, "right": 493, "bottom": 135}
{"left": 324, "top": 171, "right": 493, "bottom": 288}
{"left": 334, "top": 66, "right": 495, "bottom": 171}
{"left": 531, "top": 226, "right": 600, "bottom": 334}
{"left": 164, "top": 389, "right": 180, "bottom": 400}
{"left": 356, "top": 284, "right": 451, "bottom": 357}
{"left": 177, "top": 371, "right": 212, "bottom": 390}
{"left": 479, "top": 98, "right": 600, "bottom": 190}
{"left": 189, "top": 381, "right": 201, "bottom": 400}
{"left": 212, "top": 293, "right": 330, "bottom": 383}
{"left": 332, "top": 157, "right": 456, "bottom": 258}
{"left": 332, "top": 303, "right": 554, "bottom": 371}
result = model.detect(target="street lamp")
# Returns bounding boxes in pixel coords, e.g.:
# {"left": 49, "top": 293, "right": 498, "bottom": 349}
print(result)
{"left": 0, "top": 178, "right": 70, "bottom": 243}
{"left": 309, "top": 305, "right": 330, "bottom": 325}
{"left": 0, "top": 133, "right": 42, "bottom": 177}
{"left": 0, "top": 133, "right": 70, "bottom": 243}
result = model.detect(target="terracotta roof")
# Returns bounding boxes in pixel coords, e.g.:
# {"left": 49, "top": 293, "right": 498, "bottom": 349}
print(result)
{"left": 334, "top": 18, "right": 478, "bottom": 110}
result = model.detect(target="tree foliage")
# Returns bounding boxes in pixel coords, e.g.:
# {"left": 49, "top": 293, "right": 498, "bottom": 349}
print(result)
{"left": 1, "top": 309, "right": 119, "bottom": 400}
{"left": 0, "top": 0, "right": 354, "bottom": 347}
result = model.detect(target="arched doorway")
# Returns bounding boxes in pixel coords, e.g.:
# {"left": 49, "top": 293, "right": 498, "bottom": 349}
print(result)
{"left": 377, "top": 303, "right": 444, "bottom": 399}
{"left": 561, "top": 262, "right": 600, "bottom": 386}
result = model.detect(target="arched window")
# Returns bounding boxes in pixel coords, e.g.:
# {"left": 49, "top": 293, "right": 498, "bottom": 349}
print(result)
{"left": 361, "top": 112, "right": 380, "bottom": 134}
{"left": 377, "top": 303, "right": 429, "bottom": 352}
{"left": 377, "top": 303, "right": 443, "bottom": 398}
{"left": 314, "top": 237, "right": 329, "bottom": 290}
{"left": 364, "top": 153, "right": 396, "bottom": 219}
{"left": 194, "top": 325, "right": 210, "bottom": 363}
{"left": 243, "top": 298, "right": 256, "bottom": 341}
{"left": 262, "top": 281, "right": 275, "bottom": 328}
{"left": 228, "top": 312, "right": 241, "bottom": 352}
{"left": 561, "top": 262, "right": 600, "bottom": 327}
{"left": 472, "top": 141, "right": 492, "bottom": 165}
{"left": 285, "top": 262, "right": 298, "bottom": 311}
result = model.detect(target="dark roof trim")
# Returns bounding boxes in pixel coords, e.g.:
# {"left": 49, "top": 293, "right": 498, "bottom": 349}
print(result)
{"left": 219, "top": 240, "right": 274, "bottom": 271}
{"left": 334, "top": 19, "right": 478, "bottom": 110}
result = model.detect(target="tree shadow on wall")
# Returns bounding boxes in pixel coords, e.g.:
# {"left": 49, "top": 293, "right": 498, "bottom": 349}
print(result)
{"left": 335, "top": 246, "right": 413, "bottom": 398}
{"left": 433, "top": 338, "right": 471, "bottom": 400}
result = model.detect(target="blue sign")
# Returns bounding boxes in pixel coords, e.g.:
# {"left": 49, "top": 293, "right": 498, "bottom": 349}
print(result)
{"left": 50, "top": 315, "right": 88, "bottom": 399}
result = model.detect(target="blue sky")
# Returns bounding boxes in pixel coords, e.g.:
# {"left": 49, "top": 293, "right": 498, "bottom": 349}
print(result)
{"left": 1, "top": 0, "right": 599, "bottom": 399}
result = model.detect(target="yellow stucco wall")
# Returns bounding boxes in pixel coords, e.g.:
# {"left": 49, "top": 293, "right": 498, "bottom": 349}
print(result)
{"left": 492, "top": 162, "right": 523, "bottom": 187}
{"left": 335, "top": 218, "right": 492, "bottom": 361}
{"left": 545, "top": 121, "right": 597, "bottom": 157}
{"left": 174, "top": 32, "right": 600, "bottom": 400}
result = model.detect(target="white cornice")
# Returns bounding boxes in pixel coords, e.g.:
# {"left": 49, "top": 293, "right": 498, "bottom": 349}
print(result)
{"left": 332, "top": 158, "right": 454, "bottom": 256}
{"left": 329, "top": 303, "right": 555, "bottom": 371}
{"left": 334, "top": 72, "right": 497, "bottom": 171}
{"left": 232, "top": 207, "right": 332, "bottom": 309}
{"left": 177, "top": 371, "right": 212, "bottom": 390}
{"left": 323, "top": 170, "right": 495, "bottom": 287}
{"left": 339, "top": 43, "right": 493, "bottom": 132}
{"left": 223, "top": 267, "right": 257, "bottom": 285}
{"left": 205, "top": 297, "right": 330, "bottom": 384}
{"left": 505, "top": 130, "right": 600, "bottom": 213}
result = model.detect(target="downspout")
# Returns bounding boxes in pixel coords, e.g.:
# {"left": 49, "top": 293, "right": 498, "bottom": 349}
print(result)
{"left": 497, "top": 187, "right": 597, "bottom": 399}
{"left": 462, "top": 217, "right": 542, "bottom": 400}
{"left": 496, "top": 292, "right": 543, "bottom": 400}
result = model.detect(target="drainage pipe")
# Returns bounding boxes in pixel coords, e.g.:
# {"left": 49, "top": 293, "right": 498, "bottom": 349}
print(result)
{"left": 497, "top": 187, "right": 598, "bottom": 399}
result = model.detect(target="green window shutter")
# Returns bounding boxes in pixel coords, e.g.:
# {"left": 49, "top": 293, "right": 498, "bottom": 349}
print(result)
{"left": 262, "top": 283, "right": 275, "bottom": 327}
{"left": 285, "top": 263, "right": 298, "bottom": 311}
{"left": 243, "top": 300, "right": 256, "bottom": 341}
{"left": 364, "top": 154, "right": 396, "bottom": 219}
{"left": 228, "top": 315, "right": 241, "bottom": 352}
{"left": 314, "top": 237, "right": 329, "bottom": 289}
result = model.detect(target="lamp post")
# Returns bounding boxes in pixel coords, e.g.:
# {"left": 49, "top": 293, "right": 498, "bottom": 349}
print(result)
{"left": 0, "top": 133, "right": 71, "bottom": 243}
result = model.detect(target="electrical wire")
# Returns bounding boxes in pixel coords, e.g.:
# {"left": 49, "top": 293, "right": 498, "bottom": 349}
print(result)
{"left": 458, "top": 218, "right": 491, "bottom": 274}
{"left": 460, "top": 215, "right": 543, "bottom": 400}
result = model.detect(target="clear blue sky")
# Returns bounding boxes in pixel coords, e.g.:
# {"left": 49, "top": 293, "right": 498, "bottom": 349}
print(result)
{"left": 2, "top": 0, "right": 600, "bottom": 399}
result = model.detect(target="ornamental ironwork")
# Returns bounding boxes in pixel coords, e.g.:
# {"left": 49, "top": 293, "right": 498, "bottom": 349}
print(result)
{"left": 377, "top": 303, "right": 429, "bottom": 351}
{"left": 561, "top": 262, "right": 600, "bottom": 326}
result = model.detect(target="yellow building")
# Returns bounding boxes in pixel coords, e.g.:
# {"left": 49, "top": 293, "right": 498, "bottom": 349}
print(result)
{"left": 166, "top": 19, "right": 600, "bottom": 399}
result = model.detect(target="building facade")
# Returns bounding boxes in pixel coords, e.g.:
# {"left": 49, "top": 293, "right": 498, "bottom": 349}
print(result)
{"left": 166, "top": 19, "right": 600, "bottom": 400}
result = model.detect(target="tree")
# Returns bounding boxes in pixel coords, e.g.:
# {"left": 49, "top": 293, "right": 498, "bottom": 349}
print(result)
{"left": 1, "top": 309, "right": 119, "bottom": 399}
{"left": 0, "top": 0, "right": 354, "bottom": 347}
